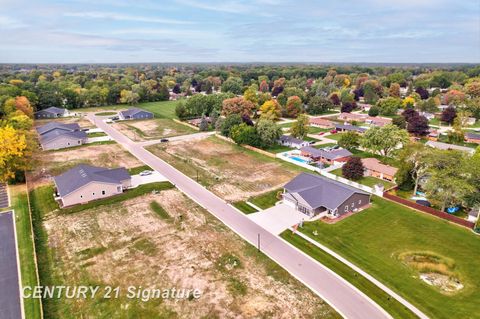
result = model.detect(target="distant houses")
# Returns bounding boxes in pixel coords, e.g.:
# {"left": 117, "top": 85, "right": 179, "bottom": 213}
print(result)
{"left": 36, "top": 122, "right": 87, "bottom": 150}
{"left": 334, "top": 123, "right": 367, "bottom": 134}
{"left": 309, "top": 117, "right": 333, "bottom": 128}
{"left": 364, "top": 116, "right": 392, "bottom": 127}
{"left": 282, "top": 172, "right": 371, "bottom": 218}
{"left": 425, "top": 140, "right": 475, "bottom": 155}
{"left": 53, "top": 164, "right": 131, "bottom": 207}
{"left": 300, "top": 146, "right": 352, "bottom": 164}
{"left": 361, "top": 158, "right": 398, "bottom": 182}
{"left": 119, "top": 108, "right": 154, "bottom": 120}
{"left": 278, "top": 135, "right": 310, "bottom": 149}
{"left": 337, "top": 112, "right": 366, "bottom": 122}
{"left": 34, "top": 107, "right": 69, "bottom": 119}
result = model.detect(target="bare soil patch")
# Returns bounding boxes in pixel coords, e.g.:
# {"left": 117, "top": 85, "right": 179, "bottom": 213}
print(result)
{"left": 148, "top": 136, "right": 299, "bottom": 201}
{"left": 34, "top": 116, "right": 94, "bottom": 129}
{"left": 112, "top": 119, "right": 195, "bottom": 141}
{"left": 43, "top": 189, "right": 338, "bottom": 318}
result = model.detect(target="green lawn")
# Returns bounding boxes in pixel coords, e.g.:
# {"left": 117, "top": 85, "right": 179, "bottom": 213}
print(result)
{"left": 262, "top": 144, "right": 294, "bottom": 154}
{"left": 288, "top": 196, "right": 480, "bottom": 319}
{"left": 86, "top": 132, "right": 108, "bottom": 138}
{"left": 232, "top": 201, "right": 258, "bottom": 214}
{"left": 313, "top": 143, "right": 338, "bottom": 149}
{"left": 94, "top": 111, "right": 117, "bottom": 116}
{"left": 325, "top": 133, "right": 345, "bottom": 141}
{"left": 330, "top": 168, "right": 396, "bottom": 189}
{"left": 249, "top": 189, "right": 282, "bottom": 209}
{"left": 10, "top": 185, "right": 42, "bottom": 319}
{"left": 127, "top": 165, "right": 153, "bottom": 175}
{"left": 138, "top": 100, "right": 181, "bottom": 119}
{"left": 308, "top": 126, "right": 332, "bottom": 134}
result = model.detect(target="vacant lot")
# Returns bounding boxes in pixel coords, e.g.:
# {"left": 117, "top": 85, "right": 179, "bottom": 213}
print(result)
{"left": 138, "top": 100, "right": 180, "bottom": 119}
{"left": 113, "top": 118, "right": 196, "bottom": 141}
{"left": 148, "top": 136, "right": 303, "bottom": 201}
{"left": 34, "top": 116, "right": 95, "bottom": 129}
{"left": 30, "top": 143, "right": 143, "bottom": 187}
{"left": 35, "top": 188, "right": 337, "bottom": 318}
{"left": 286, "top": 196, "right": 480, "bottom": 319}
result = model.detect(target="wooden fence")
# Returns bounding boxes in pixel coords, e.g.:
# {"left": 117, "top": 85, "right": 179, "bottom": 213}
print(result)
{"left": 383, "top": 192, "right": 475, "bottom": 229}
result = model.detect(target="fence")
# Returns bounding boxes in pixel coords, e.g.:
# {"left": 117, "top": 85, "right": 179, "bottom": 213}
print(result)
{"left": 383, "top": 192, "right": 475, "bottom": 229}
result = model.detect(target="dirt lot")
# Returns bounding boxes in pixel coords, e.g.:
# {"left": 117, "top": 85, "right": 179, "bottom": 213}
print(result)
{"left": 34, "top": 116, "right": 95, "bottom": 129}
{"left": 148, "top": 136, "right": 300, "bottom": 201}
{"left": 29, "top": 143, "right": 143, "bottom": 188}
{"left": 112, "top": 119, "right": 196, "bottom": 141}
{"left": 42, "top": 189, "right": 337, "bottom": 318}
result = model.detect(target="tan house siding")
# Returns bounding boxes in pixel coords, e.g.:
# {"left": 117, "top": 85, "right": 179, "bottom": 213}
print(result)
{"left": 42, "top": 136, "right": 86, "bottom": 150}
{"left": 60, "top": 181, "right": 125, "bottom": 207}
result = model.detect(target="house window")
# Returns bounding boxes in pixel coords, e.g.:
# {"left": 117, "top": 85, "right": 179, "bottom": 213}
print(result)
{"left": 351, "top": 203, "right": 354, "bottom": 208}
{"left": 80, "top": 195, "right": 83, "bottom": 198}
{"left": 92, "top": 192, "right": 95, "bottom": 196}
{"left": 78, "top": 141, "right": 81, "bottom": 144}
{"left": 344, "top": 205, "right": 349, "bottom": 212}
{"left": 67, "top": 143, "right": 70, "bottom": 146}
{"left": 358, "top": 200, "right": 362, "bottom": 205}
{"left": 117, "top": 186, "right": 122, "bottom": 192}
{"left": 102, "top": 190, "right": 106, "bottom": 195}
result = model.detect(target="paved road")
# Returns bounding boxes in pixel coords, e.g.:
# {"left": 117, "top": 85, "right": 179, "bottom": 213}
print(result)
{"left": 0, "top": 183, "right": 9, "bottom": 208}
{"left": 88, "top": 114, "right": 393, "bottom": 319}
{"left": 0, "top": 211, "right": 23, "bottom": 319}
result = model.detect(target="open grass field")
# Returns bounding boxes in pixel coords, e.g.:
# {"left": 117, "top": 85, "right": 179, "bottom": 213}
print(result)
{"left": 29, "top": 185, "right": 338, "bottom": 318}
{"left": 287, "top": 196, "right": 480, "bottom": 319}
{"left": 9, "top": 184, "right": 42, "bottom": 319}
{"left": 324, "top": 133, "right": 345, "bottom": 141}
{"left": 147, "top": 136, "right": 306, "bottom": 201}
{"left": 330, "top": 168, "right": 396, "bottom": 189}
{"left": 137, "top": 100, "right": 180, "bottom": 119}
{"left": 112, "top": 118, "right": 196, "bottom": 141}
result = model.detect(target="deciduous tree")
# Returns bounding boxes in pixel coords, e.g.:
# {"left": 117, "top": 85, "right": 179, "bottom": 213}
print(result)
{"left": 342, "top": 156, "right": 364, "bottom": 181}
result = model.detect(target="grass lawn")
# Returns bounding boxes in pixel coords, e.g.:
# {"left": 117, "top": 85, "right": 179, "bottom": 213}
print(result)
{"left": 325, "top": 133, "right": 345, "bottom": 141}
{"left": 262, "top": 144, "right": 294, "bottom": 154}
{"left": 128, "top": 165, "right": 153, "bottom": 175}
{"left": 278, "top": 122, "right": 294, "bottom": 129}
{"left": 94, "top": 111, "right": 117, "bottom": 116}
{"left": 313, "top": 143, "right": 338, "bottom": 149}
{"left": 87, "top": 132, "right": 108, "bottom": 138}
{"left": 330, "top": 168, "right": 396, "bottom": 189}
{"left": 232, "top": 201, "right": 258, "bottom": 214}
{"left": 138, "top": 100, "right": 181, "bottom": 119}
{"left": 289, "top": 196, "right": 480, "bottom": 319}
{"left": 249, "top": 189, "right": 282, "bottom": 209}
{"left": 308, "top": 126, "right": 332, "bottom": 134}
{"left": 437, "top": 135, "right": 478, "bottom": 149}
{"left": 10, "top": 185, "right": 42, "bottom": 319}
{"left": 281, "top": 232, "right": 417, "bottom": 319}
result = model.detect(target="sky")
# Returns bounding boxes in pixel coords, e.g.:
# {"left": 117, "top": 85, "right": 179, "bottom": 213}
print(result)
{"left": 0, "top": 0, "right": 479, "bottom": 63}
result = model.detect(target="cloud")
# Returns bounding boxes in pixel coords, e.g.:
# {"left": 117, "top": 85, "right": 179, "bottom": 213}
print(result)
{"left": 176, "top": 0, "right": 253, "bottom": 13}
{"left": 0, "top": 15, "right": 27, "bottom": 29}
{"left": 64, "top": 11, "right": 193, "bottom": 24}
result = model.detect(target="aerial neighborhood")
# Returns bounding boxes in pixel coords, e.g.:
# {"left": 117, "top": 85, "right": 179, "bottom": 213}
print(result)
{"left": 1, "top": 62, "right": 480, "bottom": 319}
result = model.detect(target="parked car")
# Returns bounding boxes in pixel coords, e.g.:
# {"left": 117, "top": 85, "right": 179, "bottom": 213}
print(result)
{"left": 330, "top": 129, "right": 337, "bottom": 134}
{"left": 139, "top": 170, "right": 153, "bottom": 176}
{"left": 332, "top": 145, "right": 340, "bottom": 149}
{"left": 318, "top": 132, "right": 325, "bottom": 136}
{"left": 416, "top": 200, "right": 431, "bottom": 207}
{"left": 160, "top": 138, "right": 169, "bottom": 142}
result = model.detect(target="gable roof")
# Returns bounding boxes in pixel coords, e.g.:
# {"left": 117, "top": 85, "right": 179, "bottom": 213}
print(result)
{"left": 465, "top": 132, "right": 480, "bottom": 140}
{"left": 301, "top": 146, "right": 352, "bottom": 160}
{"left": 39, "top": 129, "right": 87, "bottom": 144}
{"left": 361, "top": 158, "right": 398, "bottom": 176}
{"left": 334, "top": 123, "right": 367, "bottom": 133}
{"left": 309, "top": 117, "right": 333, "bottom": 126}
{"left": 425, "top": 140, "right": 475, "bottom": 154}
{"left": 120, "top": 108, "right": 153, "bottom": 118}
{"left": 36, "top": 122, "right": 80, "bottom": 135}
{"left": 284, "top": 173, "right": 369, "bottom": 210}
{"left": 53, "top": 164, "right": 130, "bottom": 197}
{"left": 35, "top": 107, "right": 66, "bottom": 115}
{"left": 279, "top": 135, "right": 308, "bottom": 145}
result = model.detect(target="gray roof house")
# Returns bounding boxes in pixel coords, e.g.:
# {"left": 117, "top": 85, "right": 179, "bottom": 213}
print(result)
{"left": 53, "top": 164, "right": 131, "bottom": 207}
{"left": 283, "top": 173, "right": 371, "bottom": 218}
{"left": 119, "top": 108, "right": 154, "bottom": 120}
{"left": 278, "top": 135, "right": 310, "bottom": 149}
{"left": 34, "top": 107, "right": 68, "bottom": 119}
{"left": 425, "top": 140, "right": 475, "bottom": 155}
{"left": 36, "top": 123, "right": 87, "bottom": 150}
{"left": 334, "top": 123, "right": 367, "bottom": 133}
{"left": 300, "top": 146, "right": 352, "bottom": 163}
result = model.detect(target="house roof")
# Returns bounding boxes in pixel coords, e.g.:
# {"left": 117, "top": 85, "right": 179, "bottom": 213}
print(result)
{"left": 365, "top": 117, "right": 391, "bottom": 126}
{"left": 465, "top": 132, "right": 480, "bottom": 140}
{"left": 361, "top": 158, "right": 398, "bottom": 176}
{"left": 284, "top": 173, "right": 369, "bottom": 210}
{"left": 39, "top": 129, "right": 87, "bottom": 144}
{"left": 279, "top": 135, "right": 307, "bottom": 145}
{"left": 334, "top": 124, "right": 367, "bottom": 133}
{"left": 309, "top": 117, "right": 333, "bottom": 126}
{"left": 35, "top": 107, "right": 66, "bottom": 115}
{"left": 36, "top": 122, "right": 80, "bottom": 135}
{"left": 120, "top": 108, "right": 152, "bottom": 117}
{"left": 301, "top": 146, "right": 352, "bottom": 160}
{"left": 53, "top": 164, "right": 130, "bottom": 197}
{"left": 425, "top": 141, "right": 475, "bottom": 154}
{"left": 338, "top": 112, "right": 366, "bottom": 120}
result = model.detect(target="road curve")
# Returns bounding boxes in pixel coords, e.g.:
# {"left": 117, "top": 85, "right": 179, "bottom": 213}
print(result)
{"left": 88, "top": 114, "right": 393, "bottom": 319}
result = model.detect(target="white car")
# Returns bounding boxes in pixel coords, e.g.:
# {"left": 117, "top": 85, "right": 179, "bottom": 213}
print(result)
{"left": 139, "top": 170, "right": 153, "bottom": 176}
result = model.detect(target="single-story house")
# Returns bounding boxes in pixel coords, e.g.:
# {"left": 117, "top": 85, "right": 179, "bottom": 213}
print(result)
{"left": 425, "top": 140, "right": 475, "bottom": 155}
{"left": 36, "top": 122, "right": 87, "bottom": 150}
{"left": 53, "top": 164, "right": 131, "bottom": 207}
{"left": 119, "top": 108, "right": 154, "bottom": 120}
{"left": 465, "top": 132, "right": 480, "bottom": 144}
{"left": 337, "top": 112, "right": 367, "bottom": 122}
{"left": 34, "top": 107, "right": 69, "bottom": 119}
{"left": 467, "top": 209, "right": 479, "bottom": 223}
{"left": 420, "top": 112, "right": 435, "bottom": 121}
{"left": 365, "top": 116, "right": 392, "bottom": 127}
{"left": 278, "top": 135, "right": 310, "bottom": 149}
{"left": 309, "top": 117, "right": 333, "bottom": 128}
{"left": 428, "top": 129, "right": 439, "bottom": 141}
{"left": 357, "top": 103, "right": 372, "bottom": 111}
{"left": 334, "top": 124, "right": 367, "bottom": 134}
{"left": 283, "top": 173, "right": 371, "bottom": 218}
{"left": 300, "top": 146, "right": 352, "bottom": 164}
{"left": 361, "top": 158, "right": 398, "bottom": 182}
{"left": 466, "top": 117, "right": 476, "bottom": 126}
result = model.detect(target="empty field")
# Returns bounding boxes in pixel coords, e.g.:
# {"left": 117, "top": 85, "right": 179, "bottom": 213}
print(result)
{"left": 112, "top": 118, "right": 196, "bottom": 141}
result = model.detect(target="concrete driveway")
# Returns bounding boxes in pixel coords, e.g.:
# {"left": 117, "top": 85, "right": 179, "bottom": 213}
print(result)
{"left": 131, "top": 171, "right": 168, "bottom": 188}
{"left": 248, "top": 203, "right": 306, "bottom": 235}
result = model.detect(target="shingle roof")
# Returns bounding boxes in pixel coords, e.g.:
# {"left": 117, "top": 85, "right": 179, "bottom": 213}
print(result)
{"left": 35, "top": 107, "right": 66, "bottom": 115}
{"left": 361, "top": 158, "right": 398, "bottom": 176}
{"left": 39, "top": 129, "right": 87, "bottom": 144}
{"left": 466, "top": 132, "right": 480, "bottom": 140}
{"left": 279, "top": 135, "right": 307, "bottom": 145}
{"left": 334, "top": 124, "right": 367, "bottom": 133}
{"left": 284, "top": 173, "right": 369, "bottom": 210}
{"left": 54, "top": 164, "right": 130, "bottom": 197}
{"left": 309, "top": 117, "right": 333, "bottom": 126}
{"left": 425, "top": 141, "right": 475, "bottom": 154}
{"left": 120, "top": 108, "right": 152, "bottom": 117}
{"left": 301, "top": 146, "right": 352, "bottom": 160}
{"left": 36, "top": 122, "right": 80, "bottom": 135}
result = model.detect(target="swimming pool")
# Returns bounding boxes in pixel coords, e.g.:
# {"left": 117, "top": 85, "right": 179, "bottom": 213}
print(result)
{"left": 289, "top": 156, "right": 311, "bottom": 164}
